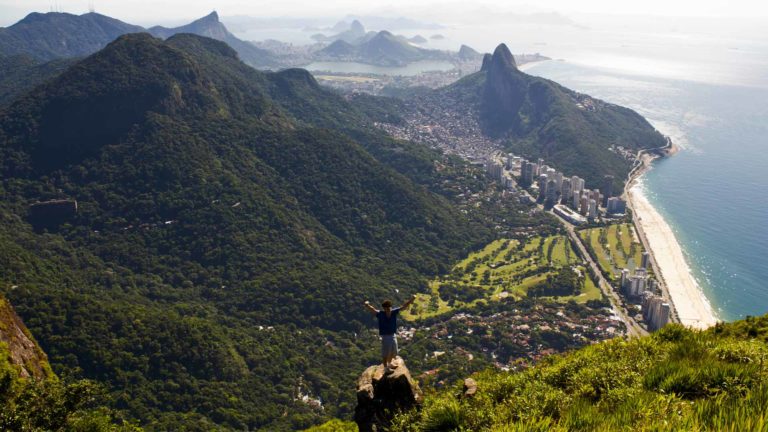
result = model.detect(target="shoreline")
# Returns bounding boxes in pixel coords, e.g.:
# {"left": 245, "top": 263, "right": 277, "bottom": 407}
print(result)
{"left": 625, "top": 142, "right": 718, "bottom": 329}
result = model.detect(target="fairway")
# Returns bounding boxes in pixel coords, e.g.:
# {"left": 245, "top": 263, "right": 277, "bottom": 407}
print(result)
{"left": 579, "top": 223, "right": 647, "bottom": 280}
{"left": 404, "top": 235, "right": 603, "bottom": 319}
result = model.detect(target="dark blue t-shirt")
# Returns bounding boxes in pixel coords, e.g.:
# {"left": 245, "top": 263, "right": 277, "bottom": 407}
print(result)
{"left": 376, "top": 308, "right": 400, "bottom": 335}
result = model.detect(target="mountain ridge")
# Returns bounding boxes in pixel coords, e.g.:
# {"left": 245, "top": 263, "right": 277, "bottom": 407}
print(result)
{"left": 0, "top": 10, "right": 276, "bottom": 68}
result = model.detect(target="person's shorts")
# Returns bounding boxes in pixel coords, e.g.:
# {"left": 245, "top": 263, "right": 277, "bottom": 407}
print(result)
{"left": 381, "top": 334, "right": 398, "bottom": 359}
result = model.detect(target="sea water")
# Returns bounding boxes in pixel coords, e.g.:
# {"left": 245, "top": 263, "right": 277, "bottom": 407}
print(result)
{"left": 522, "top": 60, "right": 768, "bottom": 321}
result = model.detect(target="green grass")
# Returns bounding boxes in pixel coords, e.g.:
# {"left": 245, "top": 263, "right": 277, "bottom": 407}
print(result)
{"left": 580, "top": 223, "right": 645, "bottom": 280}
{"left": 404, "top": 235, "right": 603, "bottom": 320}
{"left": 302, "top": 419, "right": 357, "bottom": 431}
{"left": 391, "top": 316, "right": 768, "bottom": 431}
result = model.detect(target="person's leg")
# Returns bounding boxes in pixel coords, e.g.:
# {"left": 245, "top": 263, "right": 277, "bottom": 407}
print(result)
{"left": 382, "top": 335, "right": 397, "bottom": 368}
{"left": 386, "top": 337, "right": 398, "bottom": 367}
{"left": 381, "top": 335, "right": 390, "bottom": 367}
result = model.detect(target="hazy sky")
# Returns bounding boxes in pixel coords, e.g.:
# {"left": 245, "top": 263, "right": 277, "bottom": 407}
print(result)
{"left": 2, "top": 0, "right": 768, "bottom": 26}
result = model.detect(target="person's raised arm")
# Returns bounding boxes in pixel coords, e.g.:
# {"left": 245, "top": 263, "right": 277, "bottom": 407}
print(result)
{"left": 399, "top": 295, "right": 417, "bottom": 311}
{"left": 363, "top": 300, "right": 378, "bottom": 316}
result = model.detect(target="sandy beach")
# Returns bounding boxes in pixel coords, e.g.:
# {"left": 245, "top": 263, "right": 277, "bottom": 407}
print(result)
{"left": 628, "top": 184, "right": 718, "bottom": 329}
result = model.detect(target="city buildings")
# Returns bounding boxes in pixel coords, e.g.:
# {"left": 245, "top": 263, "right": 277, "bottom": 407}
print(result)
{"left": 602, "top": 175, "right": 614, "bottom": 207}
{"left": 606, "top": 197, "right": 627, "bottom": 215}
{"left": 553, "top": 204, "right": 587, "bottom": 225}
{"left": 642, "top": 292, "right": 671, "bottom": 331}
{"left": 641, "top": 251, "right": 650, "bottom": 270}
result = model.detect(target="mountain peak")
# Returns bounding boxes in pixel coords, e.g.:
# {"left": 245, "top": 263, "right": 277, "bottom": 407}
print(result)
{"left": 199, "top": 10, "right": 220, "bottom": 23}
{"left": 350, "top": 19, "right": 365, "bottom": 33}
{"left": 480, "top": 53, "right": 493, "bottom": 71}
{"left": 491, "top": 43, "right": 517, "bottom": 69}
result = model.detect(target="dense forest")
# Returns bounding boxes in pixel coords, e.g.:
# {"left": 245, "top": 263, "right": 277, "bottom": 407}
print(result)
{"left": 0, "top": 33, "right": 558, "bottom": 430}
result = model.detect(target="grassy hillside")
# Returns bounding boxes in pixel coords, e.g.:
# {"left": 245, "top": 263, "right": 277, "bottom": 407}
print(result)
{"left": 392, "top": 316, "right": 768, "bottom": 431}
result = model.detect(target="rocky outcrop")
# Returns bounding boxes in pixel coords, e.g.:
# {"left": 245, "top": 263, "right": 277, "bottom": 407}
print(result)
{"left": 481, "top": 43, "right": 528, "bottom": 136}
{"left": 462, "top": 377, "right": 478, "bottom": 398}
{"left": 354, "top": 357, "right": 423, "bottom": 431}
{"left": 0, "top": 295, "right": 51, "bottom": 379}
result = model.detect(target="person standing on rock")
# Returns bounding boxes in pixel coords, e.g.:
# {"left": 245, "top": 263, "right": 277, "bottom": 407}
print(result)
{"left": 363, "top": 295, "right": 416, "bottom": 370}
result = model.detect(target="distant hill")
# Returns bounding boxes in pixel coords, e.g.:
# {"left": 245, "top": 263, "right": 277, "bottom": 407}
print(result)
{"left": 317, "top": 29, "right": 449, "bottom": 66}
{"left": 0, "top": 12, "right": 143, "bottom": 60}
{"left": 312, "top": 19, "right": 368, "bottom": 43}
{"left": 0, "top": 11, "right": 276, "bottom": 68}
{"left": 457, "top": 44, "right": 482, "bottom": 61}
{"left": 408, "top": 35, "right": 428, "bottom": 44}
{"left": 148, "top": 11, "right": 276, "bottom": 67}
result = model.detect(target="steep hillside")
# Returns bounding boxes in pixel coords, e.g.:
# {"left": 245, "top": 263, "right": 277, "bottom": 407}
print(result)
{"left": 0, "top": 295, "right": 51, "bottom": 379}
{"left": 392, "top": 317, "right": 768, "bottom": 431}
{"left": 0, "top": 295, "right": 135, "bottom": 430}
{"left": 0, "top": 33, "right": 545, "bottom": 430}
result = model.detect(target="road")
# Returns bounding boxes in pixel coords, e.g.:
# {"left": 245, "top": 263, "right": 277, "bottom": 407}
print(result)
{"left": 557, "top": 217, "right": 649, "bottom": 337}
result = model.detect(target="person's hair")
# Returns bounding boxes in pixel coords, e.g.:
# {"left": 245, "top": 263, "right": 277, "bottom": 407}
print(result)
{"left": 382, "top": 300, "right": 393, "bottom": 308}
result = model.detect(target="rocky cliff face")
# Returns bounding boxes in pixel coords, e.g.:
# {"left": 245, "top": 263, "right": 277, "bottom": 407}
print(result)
{"left": 0, "top": 295, "right": 51, "bottom": 379}
{"left": 481, "top": 43, "right": 528, "bottom": 136}
{"left": 354, "top": 357, "right": 423, "bottom": 431}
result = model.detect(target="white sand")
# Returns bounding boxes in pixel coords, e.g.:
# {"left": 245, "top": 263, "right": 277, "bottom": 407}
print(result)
{"left": 629, "top": 184, "right": 718, "bottom": 329}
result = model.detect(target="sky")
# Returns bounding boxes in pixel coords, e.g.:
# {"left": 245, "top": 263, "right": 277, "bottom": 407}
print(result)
{"left": 2, "top": 0, "right": 768, "bottom": 26}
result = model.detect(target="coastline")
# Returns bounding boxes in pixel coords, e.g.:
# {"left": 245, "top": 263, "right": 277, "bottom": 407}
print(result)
{"left": 625, "top": 144, "right": 718, "bottom": 329}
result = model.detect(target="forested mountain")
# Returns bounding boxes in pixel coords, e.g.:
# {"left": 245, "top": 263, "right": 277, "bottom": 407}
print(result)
{"left": 412, "top": 44, "right": 667, "bottom": 189}
{"left": 0, "top": 12, "right": 143, "bottom": 60}
{"left": 0, "top": 11, "right": 275, "bottom": 69}
{"left": 0, "top": 33, "right": 549, "bottom": 430}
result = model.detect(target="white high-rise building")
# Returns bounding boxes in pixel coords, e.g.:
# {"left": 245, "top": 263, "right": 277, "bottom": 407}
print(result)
{"left": 561, "top": 178, "right": 572, "bottom": 205}
{"left": 641, "top": 252, "right": 650, "bottom": 269}
{"left": 588, "top": 199, "right": 598, "bottom": 219}
{"left": 546, "top": 179, "right": 559, "bottom": 205}
{"left": 571, "top": 176, "right": 585, "bottom": 195}
{"left": 538, "top": 174, "right": 549, "bottom": 198}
